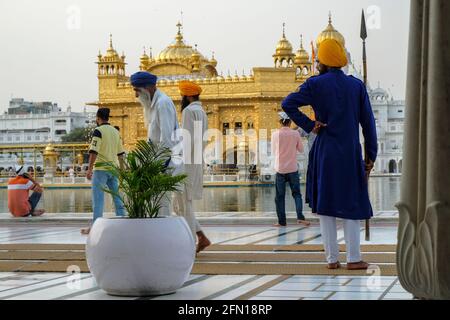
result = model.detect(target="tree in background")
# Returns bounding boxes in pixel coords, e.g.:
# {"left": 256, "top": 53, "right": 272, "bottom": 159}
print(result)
{"left": 61, "top": 124, "right": 96, "bottom": 143}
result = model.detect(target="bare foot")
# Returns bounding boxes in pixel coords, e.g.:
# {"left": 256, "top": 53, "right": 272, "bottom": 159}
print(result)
{"left": 297, "top": 219, "right": 311, "bottom": 227}
{"left": 273, "top": 223, "right": 287, "bottom": 227}
{"left": 31, "top": 209, "right": 45, "bottom": 217}
{"left": 80, "top": 227, "right": 91, "bottom": 235}
{"left": 196, "top": 236, "right": 211, "bottom": 253}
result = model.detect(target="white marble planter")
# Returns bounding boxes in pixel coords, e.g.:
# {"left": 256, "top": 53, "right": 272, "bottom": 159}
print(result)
{"left": 86, "top": 216, "right": 196, "bottom": 297}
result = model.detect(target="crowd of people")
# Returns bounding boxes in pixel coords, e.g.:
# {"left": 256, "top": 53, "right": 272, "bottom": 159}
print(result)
{"left": 7, "top": 38, "right": 377, "bottom": 267}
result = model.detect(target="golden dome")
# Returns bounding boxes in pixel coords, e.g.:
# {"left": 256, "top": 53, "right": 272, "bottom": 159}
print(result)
{"left": 316, "top": 13, "right": 346, "bottom": 48}
{"left": 140, "top": 47, "right": 149, "bottom": 60}
{"left": 233, "top": 71, "right": 240, "bottom": 81}
{"left": 295, "top": 35, "right": 310, "bottom": 64}
{"left": 274, "top": 24, "right": 294, "bottom": 56}
{"left": 105, "top": 34, "right": 119, "bottom": 58}
{"left": 225, "top": 71, "right": 233, "bottom": 82}
{"left": 156, "top": 22, "right": 207, "bottom": 62}
{"left": 241, "top": 70, "right": 248, "bottom": 81}
{"left": 216, "top": 73, "right": 225, "bottom": 82}
{"left": 210, "top": 52, "right": 217, "bottom": 67}
{"left": 43, "top": 144, "right": 58, "bottom": 156}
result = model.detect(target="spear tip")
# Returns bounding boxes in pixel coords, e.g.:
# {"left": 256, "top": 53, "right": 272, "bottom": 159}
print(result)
{"left": 360, "top": 9, "right": 368, "bottom": 40}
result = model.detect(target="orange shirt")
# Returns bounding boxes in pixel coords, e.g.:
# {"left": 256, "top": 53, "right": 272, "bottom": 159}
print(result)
{"left": 8, "top": 176, "right": 35, "bottom": 217}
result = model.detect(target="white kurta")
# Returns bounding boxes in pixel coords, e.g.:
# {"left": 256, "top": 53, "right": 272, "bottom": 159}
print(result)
{"left": 181, "top": 101, "right": 208, "bottom": 201}
{"left": 142, "top": 89, "right": 179, "bottom": 217}
{"left": 173, "top": 101, "right": 208, "bottom": 237}
{"left": 143, "top": 89, "right": 179, "bottom": 149}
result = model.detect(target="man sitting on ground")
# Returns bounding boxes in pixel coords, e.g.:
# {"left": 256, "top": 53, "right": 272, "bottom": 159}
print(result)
{"left": 8, "top": 165, "right": 45, "bottom": 217}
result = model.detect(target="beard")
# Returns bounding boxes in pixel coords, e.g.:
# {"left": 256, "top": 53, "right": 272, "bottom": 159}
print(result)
{"left": 137, "top": 89, "right": 153, "bottom": 125}
{"left": 181, "top": 96, "right": 190, "bottom": 111}
{"left": 138, "top": 89, "right": 152, "bottom": 109}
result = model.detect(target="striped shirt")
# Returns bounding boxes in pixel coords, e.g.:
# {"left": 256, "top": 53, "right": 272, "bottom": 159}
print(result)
{"left": 8, "top": 176, "right": 35, "bottom": 217}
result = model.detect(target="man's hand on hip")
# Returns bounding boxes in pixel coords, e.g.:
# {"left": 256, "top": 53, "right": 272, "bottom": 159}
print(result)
{"left": 312, "top": 121, "right": 327, "bottom": 134}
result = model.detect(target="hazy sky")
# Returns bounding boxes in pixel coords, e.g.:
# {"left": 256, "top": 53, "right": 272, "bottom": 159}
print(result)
{"left": 0, "top": 0, "right": 410, "bottom": 113}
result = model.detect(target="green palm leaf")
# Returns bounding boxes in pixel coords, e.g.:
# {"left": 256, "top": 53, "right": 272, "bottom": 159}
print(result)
{"left": 97, "top": 140, "right": 187, "bottom": 219}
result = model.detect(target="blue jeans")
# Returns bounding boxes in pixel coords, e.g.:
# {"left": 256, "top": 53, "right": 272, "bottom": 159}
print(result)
{"left": 28, "top": 192, "right": 42, "bottom": 215}
{"left": 275, "top": 171, "right": 304, "bottom": 226}
{"left": 92, "top": 170, "right": 126, "bottom": 222}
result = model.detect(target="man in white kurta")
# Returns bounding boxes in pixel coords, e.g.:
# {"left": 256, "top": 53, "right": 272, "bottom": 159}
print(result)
{"left": 174, "top": 81, "right": 211, "bottom": 253}
{"left": 130, "top": 71, "right": 179, "bottom": 217}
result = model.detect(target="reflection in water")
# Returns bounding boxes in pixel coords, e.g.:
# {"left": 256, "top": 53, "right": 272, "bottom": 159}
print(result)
{"left": 0, "top": 177, "right": 401, "bottom": 216}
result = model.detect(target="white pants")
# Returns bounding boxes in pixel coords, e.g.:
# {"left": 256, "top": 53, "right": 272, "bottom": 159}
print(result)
{"left": 319, "top": 215, "right": 362, "bottom": 264}
{"left": 173, "top": 191, "right": 202, "bottom": 238}
{"left": 158, "top": 192, "right": 172, "bottom": 217}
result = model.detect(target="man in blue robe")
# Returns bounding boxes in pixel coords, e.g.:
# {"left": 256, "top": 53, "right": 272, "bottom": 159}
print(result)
{"left": 282, "top": 39, "right": 378, "bottom": 270}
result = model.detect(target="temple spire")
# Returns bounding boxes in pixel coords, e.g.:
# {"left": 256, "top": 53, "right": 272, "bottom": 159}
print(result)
{"left": 109, "top": 34, "right": 113, "bottom": 49}
{"left": 175, "top": 22, "right": 183, "bottom": 42}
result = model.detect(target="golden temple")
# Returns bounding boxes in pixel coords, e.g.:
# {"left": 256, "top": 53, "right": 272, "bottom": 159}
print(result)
{"left": 91, "top": 16, "right": 346, "bottom": 164}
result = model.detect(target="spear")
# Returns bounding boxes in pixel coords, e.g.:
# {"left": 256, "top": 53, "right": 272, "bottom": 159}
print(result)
{"left": 361, "top": 9, "right": 368, "bottom": 86}
{"left": 361, "top": 9, "right": 371, "bottom": 241}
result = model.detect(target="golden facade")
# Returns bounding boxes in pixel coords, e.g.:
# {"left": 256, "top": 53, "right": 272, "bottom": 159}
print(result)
{"left": 92, "top": 17, "right": 346, "bottom": 156}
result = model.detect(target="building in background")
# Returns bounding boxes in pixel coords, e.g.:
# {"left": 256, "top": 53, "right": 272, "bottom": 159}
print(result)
{"left": 91, "top": 15, "right": 404, "bottom": 178}
{"left": 0, "top": 101, "right": 96, "bottom": 145}
{"left": 0, "top": 101, "right": 96, "bottom": 173}
{"left": 369, "top": 86, "right": 405, "bottom": 173}
{"left": 7, "top": 98, "right": 59, "bottom": 115}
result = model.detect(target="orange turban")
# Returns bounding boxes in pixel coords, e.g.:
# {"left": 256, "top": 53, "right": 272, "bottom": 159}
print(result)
{"left": 178, "top": 81, "right": 203, "bottom": 96}
{"left": 318, "top": 39, "right": 348, "bottom": 68}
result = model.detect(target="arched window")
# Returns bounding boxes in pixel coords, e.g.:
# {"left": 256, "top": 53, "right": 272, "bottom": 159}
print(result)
{"left": 246, "top": 117, "right": 254, "bottom": 129}
{"left": 222, "top": 122, "right": 230, "bottom": 136}
{"left": 389, "top": 159, "right": 397, "bottom": 173}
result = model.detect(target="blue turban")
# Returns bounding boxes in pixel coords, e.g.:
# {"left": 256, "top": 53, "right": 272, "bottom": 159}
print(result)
{"left": 130, "top": 72, "right": 157, "bottom": 88}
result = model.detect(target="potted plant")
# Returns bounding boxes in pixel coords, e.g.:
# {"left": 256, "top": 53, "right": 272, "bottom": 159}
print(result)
{"left": 85, "top": 141, "right": 194, "bottom": 297}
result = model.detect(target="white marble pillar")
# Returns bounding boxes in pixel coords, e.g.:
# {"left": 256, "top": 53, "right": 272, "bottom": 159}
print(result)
{"left": 396, "top": 0, "right": 450, "bottom": 299}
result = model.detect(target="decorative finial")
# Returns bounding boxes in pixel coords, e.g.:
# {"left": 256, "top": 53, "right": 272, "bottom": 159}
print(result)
{"left": 212, "top": 51, "right": 215, "bottom": 59}
{"left": 175, "top": 22, "right": 183, "bottom": 42}
{"left": 143, "top": 46, "right": 146, "bottom": 55}
{"left": 109, "top": 34, "right": 113, "bottom": 48}
{"left": 300, "top": 34, "right": 304, "bottom": 49}
{"left": 328, "top": 11, "right": 332, "bottom": 25}
{"left": 195, "top": 44, "right": 198, "bottom": 51}
{"left": 282, "top": 22, "right": 286, "bottom": 38}
{"left": 149, "top": 46, "right": 153, "bottom": 58}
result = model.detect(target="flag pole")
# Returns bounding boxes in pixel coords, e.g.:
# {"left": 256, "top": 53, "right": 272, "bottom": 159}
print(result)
{"left": 361, "top": 9, "right": 371, "bottom": 241}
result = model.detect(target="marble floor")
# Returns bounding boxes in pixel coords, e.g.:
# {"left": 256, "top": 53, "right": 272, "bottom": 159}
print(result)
{"left": 0, "top": 210, "right": 399, "bottom": 221}
{"left": 0, "top": 223, "right": 413, "bottom": 300}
